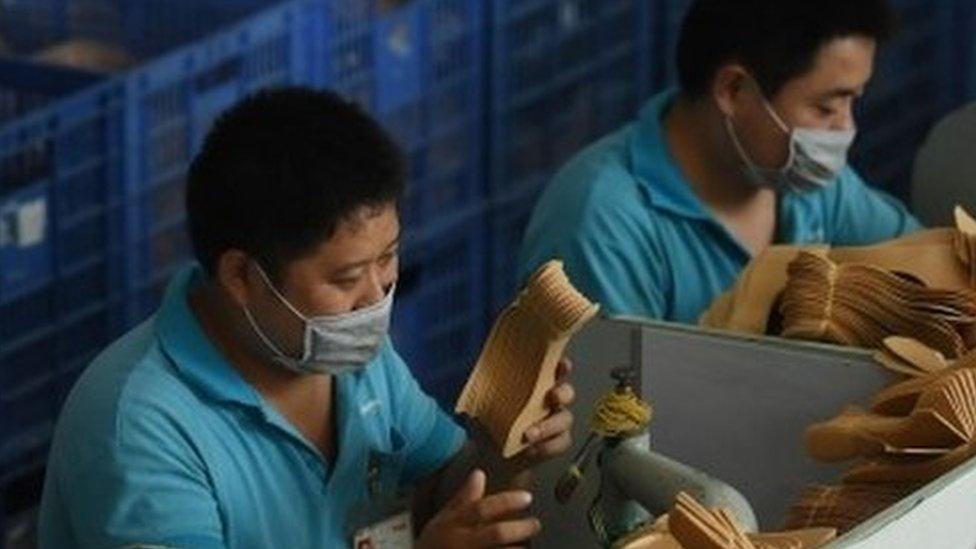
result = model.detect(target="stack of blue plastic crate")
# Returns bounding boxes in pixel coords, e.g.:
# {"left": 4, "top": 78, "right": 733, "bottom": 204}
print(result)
{"left": 0, "top": 0, "right": 305, "bottom": 461}
{"left": 1, "top": 1, "right": 490, "bottom": 453}
{"left": 0, "top": 78, "right": 126, "bottom": 469}
{"left": 120, "top": 0, "right": 321, "bottom": 324}
{"left": 485, "top": 0, "right": 654, "bottom": 315}
{"left": 0, "top": 1, "right": 296, "bottom": 544}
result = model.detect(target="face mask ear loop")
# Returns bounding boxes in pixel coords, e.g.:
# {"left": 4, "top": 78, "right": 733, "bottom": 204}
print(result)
{"left": 725, "top": 115, "right": 759, "bottom": 171}
{"left": 242, "top": 305, "right": 293, "bottom": 363}
{"left": 760, "top": 98, "right": 791, "bottom": 135}
{"left": 252, "top": 262, "right": 310, "bottom": 322}
{"left": 756, "top": 94, "right": 800, "bottom": 172}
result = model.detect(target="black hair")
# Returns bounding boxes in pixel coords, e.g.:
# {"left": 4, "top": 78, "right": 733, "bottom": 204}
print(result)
{"left": 676, "top": 0, "right": 895, "bottom": 98}
{"left": 186, "top": 87, "right": 405, "bottom": 281}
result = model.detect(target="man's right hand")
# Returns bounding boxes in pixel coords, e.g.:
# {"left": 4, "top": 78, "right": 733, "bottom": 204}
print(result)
{"left": 416, "top": 469, "right": 541, "bottom": 548}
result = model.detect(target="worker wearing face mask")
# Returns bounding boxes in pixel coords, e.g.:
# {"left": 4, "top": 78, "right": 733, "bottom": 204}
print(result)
{"left": 518, "top": 0, "right": 922, "bottom": 323}
{"left": 39, "top": 88, "right": 576, "bottom": 548}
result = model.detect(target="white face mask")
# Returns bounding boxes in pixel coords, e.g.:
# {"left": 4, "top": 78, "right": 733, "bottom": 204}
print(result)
{"left": 242, "top": 263, "right": 394, "bottom": 375}
{"left": 725, "top": 88, "right": 856, "bottom": 193}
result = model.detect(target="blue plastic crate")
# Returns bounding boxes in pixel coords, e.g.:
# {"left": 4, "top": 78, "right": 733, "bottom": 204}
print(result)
{"left": 957, "top": 1, "right": 976, "bottom": 100}
{"left": 0, "top": 79, "right": 126, "bottom": 467}
{"left": 655, "top": 0, "right": 689, "bottom": 88}
{"left": 0, "top": 0, "right": 279, "bottom": 124}
{"left": 0, "top": 0, "right": 293, "bottom": 471}
{"left": 0, "top": 0, "right": 275, "bottom": 59}
{"left": 850, "top": 0, "right": 963, "bottom": 201}
{"left": 316, "top": 0, "right": 487, "bottom": 238}
{"left": 390, "top": 208, "right": 488, "bottom": 408}
{"left": 121, "top": 0, "right": 320, "bottom": 325}
{"left": 0, "top": 58, "right": 103, "bottom": 125}
{"left": 488, "top": 0, "right": 653, "bottom": 199}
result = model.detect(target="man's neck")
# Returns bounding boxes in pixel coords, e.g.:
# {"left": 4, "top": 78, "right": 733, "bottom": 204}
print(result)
{"left": 664, "top": 95, "right": 778, "bottom": 255}
{"left": 189, "top": 283, "right": 336, "bottom": 457}
{"left": 665, "top": 96, "right": 771, "bottom": 212}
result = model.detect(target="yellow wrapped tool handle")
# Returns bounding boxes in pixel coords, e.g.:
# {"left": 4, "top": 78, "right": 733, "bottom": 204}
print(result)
{"left": 592, "top": 385, "right": 653, "bottom": 438}
{"left": 555, "top": 368, "right": 652, "bottom": 504}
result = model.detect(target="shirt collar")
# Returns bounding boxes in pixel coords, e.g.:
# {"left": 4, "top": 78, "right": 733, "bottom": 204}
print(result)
{"left": 155, "top": 263, "right": 263, "bottom": 408}
{"left": 629, "top": 87, "right": 712, "bottom": 221}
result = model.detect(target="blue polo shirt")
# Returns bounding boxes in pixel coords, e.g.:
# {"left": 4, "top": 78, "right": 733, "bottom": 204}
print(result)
{"left": 517, "top": 89, "right": 922, "bottom": 323}
{"left": 39, "top": 264, "right": 465, "bottom": 548}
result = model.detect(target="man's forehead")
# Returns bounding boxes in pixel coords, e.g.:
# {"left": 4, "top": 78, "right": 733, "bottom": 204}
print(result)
{"left": 780, "top": 36, "right": 876, "bottom": 99}
{"left": 310, "top": 207, "right": 399, "bottom": 264}
{"left": 811, "top": 37, "right": 875, "bottom": 82}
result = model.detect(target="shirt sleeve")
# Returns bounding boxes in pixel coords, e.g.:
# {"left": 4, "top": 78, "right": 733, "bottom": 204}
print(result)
{"left": 45, "top": 401, "right": 225, "bottom": 549}
{"left": 382, "top": 342, "right": 466, "bottom": 486}
{"left": 825, "top": 168, "right": 924, "bottom": 245}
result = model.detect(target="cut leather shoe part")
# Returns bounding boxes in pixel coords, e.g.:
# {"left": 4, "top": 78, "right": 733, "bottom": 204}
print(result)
{"left": 810, "top": 369, "right": 976, "bottom": 462}
{"left": 456, "top": 260, "right": 599, "bottom": 458}
{"left": 614, "top": 531, "right": 684, "bottom": 549}
{"left": 870, "top": 370, "right": 962, "bottom": 416}
{"left": 873, "top": 336, "right": 949, "bottom": 378}
{"left": 669, "top": 492, "right": 756, "bottom": 549}
{"left": 806, "top": 406, "right": 963, "bottom": 462}
{"left": 699, "top": 245, "right": 817, "bottom": 333}
{"left": 827, "top": 224, "right": 976, "bottom": 292}
{"left": 842, "top": 440, "right": 976, "bottom": 484}
{"left": 667, "top": 492, "right": 836, "bottom": 549}
{"left": 749, "top": 528, "right": 839, "bottom": 549}
{"left": 913, "top": 368, "right": 976, "bottom": 442}
{"left": 871, "top": 366, "right": 976, "bottom": 420}
{"left": 779, "top": 252, "right": 976, "bottom": 358}
{"left": 953, "top": 345, "right": 976, "bottom": 369}
{"left": 784, "top": 482, "right": 921, "bottom": 534}
{"left": 808, "top": 369, "right": 976, "bottom": 484}
{"left": 701, "top": 208, "right": 976, "bottom": 336}
{"left": 954, "top": 206, "right": 976, "bottom": 287}
{"left": 613, "top": 516, "right": 682, "bottom": 549}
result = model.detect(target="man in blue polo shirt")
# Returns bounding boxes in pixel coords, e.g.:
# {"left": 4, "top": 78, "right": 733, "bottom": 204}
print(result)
{"left": 518, "top": 0, "right": 922, "bottom": 324}
{"left": 39, "top": 89, "right": 575, "bottom": 548}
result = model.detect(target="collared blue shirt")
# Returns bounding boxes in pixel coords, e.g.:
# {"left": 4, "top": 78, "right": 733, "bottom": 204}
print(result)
{"left": 39, "top": 264, "right": 465, "bottom": 548}
{"left": 518, "top": 89, "right": 922, "bottom": 323}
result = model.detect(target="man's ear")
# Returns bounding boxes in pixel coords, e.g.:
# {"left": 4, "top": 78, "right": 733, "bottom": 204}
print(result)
{"left": 712, "top": 62, "right": 751, "bottom": 118}
{"left": 215, "top": 249, "right": 252, "bottom": 308}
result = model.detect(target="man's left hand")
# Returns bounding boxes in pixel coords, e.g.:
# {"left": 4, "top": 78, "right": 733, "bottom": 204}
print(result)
{"left": 521, "top": 357, "right": 575, "bottom": 460}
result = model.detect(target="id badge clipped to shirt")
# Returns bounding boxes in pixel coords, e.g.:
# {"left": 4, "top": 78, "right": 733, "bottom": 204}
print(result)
{"left": 349, "top": 451, "right": 413, "bottom": 549}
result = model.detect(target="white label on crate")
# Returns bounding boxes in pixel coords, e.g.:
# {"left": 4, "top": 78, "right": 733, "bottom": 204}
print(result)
{"left": 16, "top": 198, "right": 47, "bottom": 247}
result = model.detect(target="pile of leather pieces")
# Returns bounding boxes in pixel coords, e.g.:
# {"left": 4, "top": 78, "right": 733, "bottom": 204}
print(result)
{"left": 778, "top": 250, "right": 976, "bottom": 357}
{"left": 783, "top": 483, "right": 920, "bottom": 534}
{"left": 456, "top": 260, "right": 599, "bottom": 458}
{"left": 701, "top": 206, "right": 976, "bottom": 360}
{"left": 613, "top": 492, "right": 837, "bottom": 549}
{"left": 785, "top": 336, "right": 976, "bottom": 532}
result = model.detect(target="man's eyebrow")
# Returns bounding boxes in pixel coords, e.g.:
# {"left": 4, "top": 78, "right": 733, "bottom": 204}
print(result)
{"left": 818, "top": 87, "right": 863, "bottom": 100}
{"left": 331, "top": 235, "right": 401, "bottom": 274}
